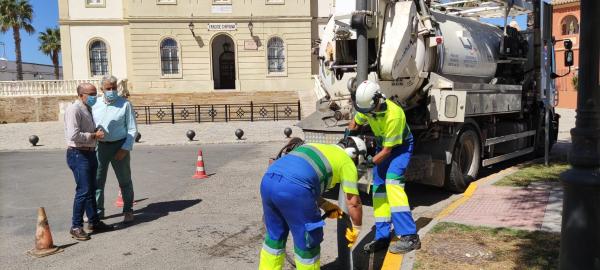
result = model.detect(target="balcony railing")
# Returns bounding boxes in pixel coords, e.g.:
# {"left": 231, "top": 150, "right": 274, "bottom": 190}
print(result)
{"left": 0, "top": 80, "right": 127, "bottom": 96}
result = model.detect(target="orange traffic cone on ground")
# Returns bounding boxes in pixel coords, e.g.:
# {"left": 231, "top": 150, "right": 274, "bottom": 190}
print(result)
{"left": 114, "top": 190, "right": 136, "bottom": 208}
{"left": 193, "top": 149, "right": 209, "bottom": 179}
{"left": 27, "top": 207, "right": 62, "bottom": 257}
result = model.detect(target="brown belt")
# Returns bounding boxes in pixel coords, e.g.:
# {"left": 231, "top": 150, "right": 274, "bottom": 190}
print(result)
{"left": 69, "top": 146, "right": 95, "bottom": 151}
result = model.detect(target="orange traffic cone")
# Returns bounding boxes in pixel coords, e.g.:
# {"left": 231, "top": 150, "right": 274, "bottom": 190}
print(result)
{"left": 114, "top": 190, "right": 137, "bottom": 208}
{"left": 193, "top": 149, "right": 209, "bottom": 179}
{"left": 27, "top": 207, "right": 62, "bottom": 257}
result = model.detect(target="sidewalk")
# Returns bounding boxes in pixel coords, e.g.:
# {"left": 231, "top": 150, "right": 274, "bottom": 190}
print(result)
{"left": 442, "top": 181, "right": 563, "bottom": 232}
{"left": 0, "top": 120, "right": 303, "bottom": 151}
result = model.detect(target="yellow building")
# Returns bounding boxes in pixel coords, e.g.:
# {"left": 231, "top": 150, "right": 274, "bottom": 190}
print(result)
{"left": 58, "top": 0, "right": 331, "bottom": 98}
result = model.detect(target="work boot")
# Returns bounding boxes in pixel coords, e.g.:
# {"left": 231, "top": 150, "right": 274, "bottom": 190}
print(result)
{"left": 70, "top": 227, "right": 90, "bottom": 241}
{"left": 363, "top": 238, "right": 390, "bottom": 253}
{"left": 388, "top": 234, "right": 421, "bottom": 254}
{"left": 86, "top": 221, "right": 114, "bottom": 234}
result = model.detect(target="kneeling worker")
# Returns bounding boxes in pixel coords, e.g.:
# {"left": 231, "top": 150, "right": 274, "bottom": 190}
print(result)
{"left": 349, "top": 80, "right": 420, "bottom": 254}
{"left": 259, "top": 137, "right": 366, "bottom": 270}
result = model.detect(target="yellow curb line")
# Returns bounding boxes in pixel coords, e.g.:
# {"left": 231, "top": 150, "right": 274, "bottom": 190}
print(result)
{"left": 381, "top": 238, "right": 402, "bottom": 270}
{"left": 381, "top": 182, "right": 479, "bottom": 270}
{"left": 435, "top": 182, "right": 478, "bottom": 220}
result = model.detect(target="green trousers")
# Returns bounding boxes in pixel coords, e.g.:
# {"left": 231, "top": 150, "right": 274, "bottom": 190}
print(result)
{"left": 95, "top": 140, "right": 134, "bottom": 215}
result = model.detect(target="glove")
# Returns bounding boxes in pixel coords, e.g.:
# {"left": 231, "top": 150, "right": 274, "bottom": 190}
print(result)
{"left": 345, "top": 226, "right": 361, "bottom": 248}
{"left": 320, "top": 200, "right": 343, "bottom": 219}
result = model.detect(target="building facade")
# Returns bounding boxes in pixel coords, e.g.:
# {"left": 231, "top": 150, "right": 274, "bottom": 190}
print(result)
{"left": 0, "top": 61, "right": 63, "bottom": 81}
{"left": 552, "top": 0, "right": 580, "bottom": 109}
{"left": 58, "top": 0, "right": 329, "bottom": 97}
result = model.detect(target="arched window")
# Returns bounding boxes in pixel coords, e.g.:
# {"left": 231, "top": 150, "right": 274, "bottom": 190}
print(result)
{"left": 89, "top": 40, "right": 108, "bottom": 76}
{"left": 267, "top": 37, "right": 285, "bottom": 73}
{"left": 160, "top": 38, "right": 180, "bottom": 75}
{"left": 561, "top": 15, "right": 579, "bottom": 35}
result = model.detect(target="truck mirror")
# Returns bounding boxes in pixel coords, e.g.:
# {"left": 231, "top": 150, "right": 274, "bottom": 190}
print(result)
{"left": 565, "top": 50, "right": 574, "bottom": 67}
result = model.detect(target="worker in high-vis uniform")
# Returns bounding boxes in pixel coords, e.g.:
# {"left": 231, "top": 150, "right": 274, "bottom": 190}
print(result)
{"left": 349, "top": 80, "right": 421, "bottom": 254}
{"left": 259, "top": 137, "right": 366, "bottom": 270}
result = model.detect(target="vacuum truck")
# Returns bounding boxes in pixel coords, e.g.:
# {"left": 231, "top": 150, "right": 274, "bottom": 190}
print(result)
{"left": 298, "top": 0, "right": 573, "bottom": 192}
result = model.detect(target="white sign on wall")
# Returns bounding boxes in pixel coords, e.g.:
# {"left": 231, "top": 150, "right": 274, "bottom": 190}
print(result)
{"left": 208, "top": 23, "right": 237, "bottom": 31}
{"left": 211, "top": 5, "right": 233, "bottom": 14}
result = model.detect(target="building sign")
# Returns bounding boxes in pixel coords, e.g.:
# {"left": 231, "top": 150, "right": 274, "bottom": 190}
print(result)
{"left": 244, "top": 40, "right": 258, "bottom": 50}
{"left": 208, "top": 23, "right": 237, "bottom": 31}
{"left": 211, "top": 5, "right": 232, "bottom": 14}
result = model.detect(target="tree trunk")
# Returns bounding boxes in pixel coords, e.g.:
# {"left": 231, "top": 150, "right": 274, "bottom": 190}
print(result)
{"left": 52, "top": 51, "right": 59, "bottom": 79}
{"left": 12, "top": 26, "right": 23, "bottom": 81}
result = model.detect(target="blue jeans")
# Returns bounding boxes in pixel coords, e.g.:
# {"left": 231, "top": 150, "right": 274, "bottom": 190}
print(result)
{"left": 67, "top": 148, "right": 100, "bottom": 228}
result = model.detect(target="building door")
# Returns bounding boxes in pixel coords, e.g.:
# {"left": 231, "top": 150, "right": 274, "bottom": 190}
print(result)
{"left": 212, "top": 35, "right": 236, "bottom": 90}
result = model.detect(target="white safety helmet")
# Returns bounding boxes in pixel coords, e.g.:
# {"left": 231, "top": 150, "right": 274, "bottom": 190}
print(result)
{"left": 354, "top": 80, "right": 385, "bottom": 113}
{"left": 338, "top": 136, "right": 368, "bottom": 165}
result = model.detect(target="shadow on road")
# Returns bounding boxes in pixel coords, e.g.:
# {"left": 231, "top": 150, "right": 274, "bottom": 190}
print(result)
{"left": 104, "top": 199, "right": 202, "bottom": 227}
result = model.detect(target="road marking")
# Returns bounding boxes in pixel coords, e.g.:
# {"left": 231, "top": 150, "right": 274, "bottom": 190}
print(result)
{"left": 435, "top": 182, "right": 478, "bottom": 220}
{"left": 381, "top": 238, "right": 403, "bottom": 270}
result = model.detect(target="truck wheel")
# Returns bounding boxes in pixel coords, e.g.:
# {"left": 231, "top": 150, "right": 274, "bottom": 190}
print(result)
{"left": 445, "top": 129, "right": 481, "bottom": 193}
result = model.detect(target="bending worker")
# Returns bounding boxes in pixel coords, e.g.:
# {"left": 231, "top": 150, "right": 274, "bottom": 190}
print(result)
{"left": 259, "top": 138, "right": 365, "bottom": 270}
{"left": 349, "top": 80, "right": 420, "bottom": 254}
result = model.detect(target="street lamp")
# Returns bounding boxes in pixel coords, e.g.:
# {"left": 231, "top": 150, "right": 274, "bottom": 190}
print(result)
{"left": 559, "top": 0, "right": 600, "bottom": 269}
{"left": 248, "top": 13, "right": 254, "bottom": 36}
{"left": 188, "top": 13, "right": 195, "bottom": 36}
{"left": 0, "top": 42, "right": 7, "bottom": 71}
{"left": 188, "top": 21, "right": 195, "bottom": 36}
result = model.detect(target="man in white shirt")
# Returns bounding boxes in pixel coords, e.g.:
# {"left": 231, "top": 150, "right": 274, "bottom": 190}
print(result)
{"left": 64, "top": 83, "right": 113, "bottom": 240}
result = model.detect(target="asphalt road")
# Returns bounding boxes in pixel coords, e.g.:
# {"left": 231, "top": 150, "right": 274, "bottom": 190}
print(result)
{"left": 0, "top": 143, "right": 458, "bottom": 270}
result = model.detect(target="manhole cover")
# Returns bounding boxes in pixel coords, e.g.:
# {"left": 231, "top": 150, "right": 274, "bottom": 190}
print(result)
{"left": 429, "top": 239, "right": 495, "bottom": 263}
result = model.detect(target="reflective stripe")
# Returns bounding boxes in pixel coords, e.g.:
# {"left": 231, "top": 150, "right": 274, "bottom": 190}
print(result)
{"left": 384, "top": 134, "right": 404, "bottom": 143}
{"left": 295, "top": 254, "right": 320, "bottom": 265}
{"left": 303, "top": 145, "right": 332, "bottom": 176}
{"left": 375, "top": 217, "right": 391, "bottom": 223}
{"left": 290, "top": 145, "right": 333, "bottom": 186}
{"left": 342, "top": 181, "right": 358, "bottom": 190}
{"left": 373, "top": 192, "right": 387, "bottom": 198}
{"left": 391, "top": 206, "right": 411, "bottom": 213}
{"left": 355, "top": 113, "right": 367, "bottom": 124}
{"left": 385, "top": 179, "right": 405, "bottom": 187}
{"left": 289, "top": 152, "right": 324, "bottom": 180}
{"left": 262, "top": 243, "right": 284, "bottom": 256}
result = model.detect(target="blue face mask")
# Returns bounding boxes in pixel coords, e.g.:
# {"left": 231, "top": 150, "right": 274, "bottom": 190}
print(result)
{"left": 104, "top": 90, "right": 118, "bottom": 101}
{"left": 86, "top": 95, "right": 97, "bottom": 106}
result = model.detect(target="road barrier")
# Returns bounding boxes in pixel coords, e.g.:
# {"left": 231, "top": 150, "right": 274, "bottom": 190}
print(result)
{"left": 133, "top": 101, "right": 301, "bottom": 125}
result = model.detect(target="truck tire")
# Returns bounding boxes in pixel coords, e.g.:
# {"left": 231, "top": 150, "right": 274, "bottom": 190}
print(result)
{"left": 445, "top": 129, "right": 481, "bottom": 193}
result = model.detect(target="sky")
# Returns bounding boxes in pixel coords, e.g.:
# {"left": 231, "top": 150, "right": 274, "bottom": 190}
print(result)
{"left": 1, "top": 0, "right": 60, "bottom": 66}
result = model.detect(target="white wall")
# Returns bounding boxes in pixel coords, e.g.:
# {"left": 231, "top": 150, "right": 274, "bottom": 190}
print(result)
{"left": 318, "top": 0, "right": 335, "bottom": 18}
{"left": 68, "top": 0, "right": 123, "bottom": 20}
{"left": 69, "top": 26, "right": 128, "bottom": 80}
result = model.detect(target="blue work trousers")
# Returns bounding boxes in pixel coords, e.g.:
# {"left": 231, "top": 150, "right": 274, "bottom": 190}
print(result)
{"left": 260, "top": 173, "right": 323, "bottom": 269}
{"left": 372, "top": 141, "right": 417, "bottom": 240}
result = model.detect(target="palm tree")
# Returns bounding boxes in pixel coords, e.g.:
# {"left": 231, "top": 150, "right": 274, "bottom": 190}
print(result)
{"left": 0, "top": 0, "right": 34, "bottom": 81}
{"left": 38, "top": 28, "right": 60, "bottom": 79}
